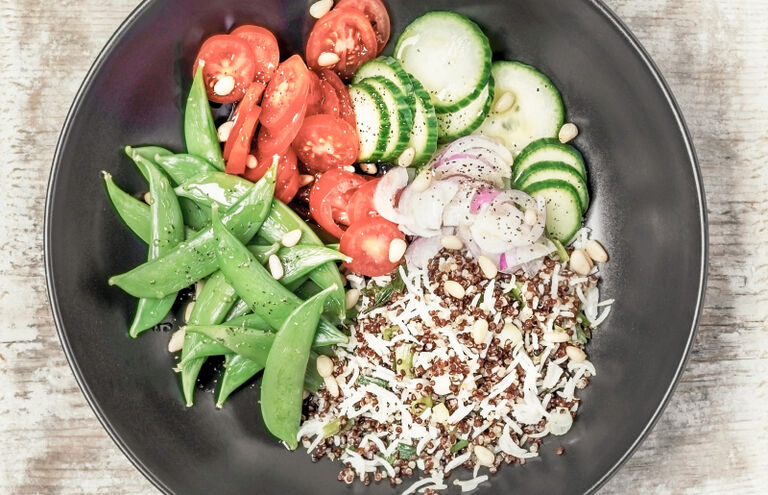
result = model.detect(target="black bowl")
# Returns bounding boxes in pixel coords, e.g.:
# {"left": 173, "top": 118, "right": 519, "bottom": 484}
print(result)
{"left": 45, "top": 0, "right": 706, "bottom": 493}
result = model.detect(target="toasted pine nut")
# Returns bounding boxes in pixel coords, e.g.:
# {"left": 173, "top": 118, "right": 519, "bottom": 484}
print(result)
{"left": 493, "top": 91, "right": 515, "bottom": 113}
{"left": 472, "top": 319, "right": 489, "bottom": 345}
{"left": 168, "top": 329, "right": 186, "bottom": 353}
{"left": 543, "top": 331, "right": 570, "bottom": 343}
{"left": 318, "top": 52, "right": 340, "bottom": 67}
{"left": 194, "top": 280, "right": 205, "bottom": 300}
{"left": 316, "top": 355, "right": 334, "bottom": 378}
{"left": 281, "top": 229, "right": 302, "bottom": 248}
{"left": 569, "top": 249, "right": 593, "bottom": 275}
{"left": 444, "top": 280, "right": 465, "bottom": 299}
{"left": 246, "top": 154, "right": 258, "bottom": 169}
{"left": 360, "top": 162, "right": 377, "bottom": 175}
{"left": 500, "top": 322, "right": 523, "bottom": 346}
{"left": 217, "top": 120, "right": 235, "bottom": 142}
{"left": 345, "top": 288, "right": 361, "bottom": 308}
{"left": 268, "top": 254, "right": 284, "bottom": 280}
{"left": 343, "top": 165, "right": 356, "bottom": 173}
{"left": 397, "top": 147, "right": 415, "bottom": 167}
{"left": 324, "top": 376, "right": 340, "bottom": 397}
{"left": 524, "top": 208, "right": 538, "bottom": 226}
{"left": 558, "top": 122, "right": 579, "bottom": 143}
{"left": 410, "top": 168, "right": 433, "bottom": 193}
{"left": 440, "top": 235, "right": 463, "bottom": 251}
{"left": 309, "top": 0, "right": 333, "bottom": 18}
{"left": 300, "top": 174, "right": 315, "bottom": 187}
{"left": 213, "top": 75, "right": 236, "bottom": 96}
{"left": 388, "top": 238, "right": 407, "bottom": 263}
{"left": 183, "top": 301, "right": 195, "bottom": 323}
{"left": 303, "top": 390, "right": 310, "bottom": 399}
{"left": 477, "top": 255, "right": 498, "bottom": 279}
{"left": 566, "top": 345, "right": 587, "bottom": 363}
{"left": 585, "top": 239, "right": 609, "bottom": 263}
{"left": 431, "top": 402, "right": 449, "bottom": 423}
{"left": 473, "top": 445, "right": 495, "bottom": 466}
{"left": 143, "top": 192, "right": 151, "bottom": 205}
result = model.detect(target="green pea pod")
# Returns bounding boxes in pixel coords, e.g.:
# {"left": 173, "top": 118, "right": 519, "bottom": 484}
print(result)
{"left": 176, "top": 171, "right": 252, "bottom": 208}
{"left": 123, "top": 150, "right": 185, "bottom": 338}
{"left": 102, "top": 172, "right": 151, "bottom": 244}
{"left": 184, "top": 325, "right": 275, "bottom": 363}
{"left": 109, "top": 164, "right": 277, "bottom": 299}
{"left": 179, "top": 198, "right": 211, "bottom": 230}
{"left": 131, "top": 145, "right": 173, "bottom": 163}
{"left": 224, "top": 298, "right": 251, "bottom": 322}
{"left": 210, "top": 205, "right": 347, "bottom": 345}
{"left": 155, "top": 153, "right": 216, "bottom": 186}
{"left": 216, "top": 354, "right": 264, "bottom": 408}
{"left": 295, "top": 280, "right": 323, "bottom": 300}
{"left": 261, "top": 285, "right": 334, "bottom": 449}
{"left": 185, "top": 66, "right": 225, "bottom": 170}
{"left": 226, "top": 312, "right": 346, "bottom": 347}
{"left": 247, "top": 244, "right": 348, "bottom": 286}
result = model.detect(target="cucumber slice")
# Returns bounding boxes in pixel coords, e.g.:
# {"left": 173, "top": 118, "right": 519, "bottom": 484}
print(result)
{"left": 513, "top": 138, "right": 586, "bottom": 181}
{"left": 522, "top": 180, "right": 583, "bottom": 243}
{"left": 348, "top": 84, "right": 390, "bottom": 162}
{"left": 515, "top": 161, "right": 590, "bottom": 213}
{"left": 358, "top": 76, "right": 414, "bottom": 162}
{"left": 478, "top": 61, "right": 565, "bottom": 156}
{"left": 395, "top": 11, "right": 491, "bottom": 113}
{"left": 406, "top": 75, "right": 439, "bottom": 166}
{"left": 353, "top": 56, "right": 413, "bottom": 94}
{"left": 436, "top": 76, "right": 494, "bottom": 143}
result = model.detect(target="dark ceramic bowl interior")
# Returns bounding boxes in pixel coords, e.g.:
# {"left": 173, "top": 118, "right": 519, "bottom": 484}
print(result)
{"left": 45, "top": 0, "right": 706, "bottom": 493}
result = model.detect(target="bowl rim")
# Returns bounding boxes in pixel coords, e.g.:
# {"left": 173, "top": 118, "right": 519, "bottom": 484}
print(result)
{"left": 44, "top": 0, "right": 708, "bottom": 493}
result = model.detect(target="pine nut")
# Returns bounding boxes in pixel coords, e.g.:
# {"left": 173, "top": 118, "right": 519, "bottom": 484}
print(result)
{"left": 493, "top": 91, "right": 515, "bottom": 113}
{"left": 360, "top": 162, "right": 377, "bottom": 175}
{"left": 500, "top": 322, "right": 523, "bottom": 346}
{"left": 345, "top": 288, "right": 361, "bottom": 308}
{"left": 318, "top": 52, "right": 340, "bottom": 67}
{"left": 213, "top": 75, "right": 236, "bottom": 96}
{"left": 397, "top": 147, "right": 415, "bottom": 167}
{"left": 388, "top": 238, "right": 407, "bottom": 263}
{"left": 167, "top": 328, "right": 185, "bottom": 353}
{"left": 440, "top": 235, "right": 463, "bottom": 251}
{"left": 586, "top": 239, "right": 609, "bottom": 263}
{"left": 523, "top": 208, "right": 538, "bottom": 226}
{"left": 472, "top": 319, "right": 489, "bottom": 345}
{"left": 281, "top": 229, "right": 302, "bottom": 248}
{"left": 143, "top": 192, "right": 151, "bottom": 204}
{"left": 473, "top": 445, "right": 495, "bottom": 467}
{"left": 569, "top": 249, "right": 593, "bottom": 275}
{"left": 303, "top": 390, "right": 310, "bottom": 400}
{"left": 411, "top": 168, "right": 433, "bottom": 193}
{"left": 246, "top": 154, "right": 258, "bottom": 169}
{"left": 268, "top": 254, "right": 284, "bottom": 280}
{"left": 343, "top": 165, "right": 356, "bottom": 173}
{"left": 431, "top": 402, "right": 449, "bottom": 423}
{"left": 194, "top": 280, "right": 205, "bottom": 299}
{"left": 477, "top": 255, "right": 498, "bottom": 279}
{"left": 566, "top": 345, "right": 587, "bottom": 363}
{"left": 309, "top": 0, "right": 333, "bottom": 18}
{"left": 543, "top": 331, "right": 570, "bottom": 343}
{"left": 300, "top": 174, "right": 315, "bottom": 187}
{"left": 444, "top": 280, "right": 465, "bottom": 299}
{"left": 183, "top": 301, "right": 195, "bottom": 323}
{"left": 324, "top": 376, "right": 340, "bottom": 397}
{"left": 217, "top": 121, "right": 234, "bottom": 142}
{"left": 558, "top": 122, "right": 579, "bottom": 143}
{"left": 316, "top": 355, "right": 334, "bottom": 378}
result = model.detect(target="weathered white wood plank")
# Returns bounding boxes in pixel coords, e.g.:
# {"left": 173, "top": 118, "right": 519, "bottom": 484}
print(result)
{"left": 1, "top": 0, "right": 766, "bottom": 493}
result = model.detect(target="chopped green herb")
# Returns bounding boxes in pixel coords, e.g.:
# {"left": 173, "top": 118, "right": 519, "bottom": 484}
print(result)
{"left": 322, "top": 418, "right": 342, "bottom": 438}
{"left": 509, "top": 281, "right": 525, "bottom": 305}
{"left": 397, "top": 443, "right": 417, "bottom": 460}
{"left": 361, "top": 271, "right": 405, "bottom": 315}
{"left": 450, "top": 439, "right": 469, "bottom": 453}
{"left": 574, "top": 325, "right": 591, "bottom": 344}
{"left": 577, "top": 311, "right": 592, "bottom": 327}
{"left": 358, "top": 375, "right": 390, "bottom": 389}
{"left": 395, "top": 343, "right": 414, "bottom": 378}
{"left": 551, "top": 238, "right": 570, "bottom": 262}
{"left": 409, "top": 395, "right": 434, "bottom": 416}
{"left": 381, "top": 326, "right": 398, "bottom": 341}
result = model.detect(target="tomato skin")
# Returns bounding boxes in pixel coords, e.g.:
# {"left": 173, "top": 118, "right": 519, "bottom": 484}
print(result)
{"left": 292, "top": 114, "right": 359, "bottom": 174}
{"left": 318, "top": 79, "right": 341, "bottom": 117}
{"left": 257, "top": 107, "right": 306, "bottom": 157}
{"left": 230, "top": 25, "right": 280, "bottom": 83}
{"left": 336, "top": 0, "right": 391, "bottom": 54}
{"left": 193, "top": 35, "right": 257, "bottom": 104}
{"left": 346, "top": 177, "right": 381, "bottom": 225}
{"left": 309, "top": 169, "right": 368, "bottom": 238}
{"left": 319, "top": 69, "right": 356, "bottom": 128}
{"left": 223, "top": 82, "right": 265, "bottom": 161}
{"left": 305, "top": 70, "right": 324, "bottom": 116}
{"left": 261, "top": 55, "right": 311, "bottom": 130}
{"left": 226, "top": 104, "right": 262, "bottom": 175}
{"left": 340, "top": 216, "right": 405, "bottom": 277}
{"left": 306, "top": 7, "right": 378, "bottom": 80}
{"left": 274, "top": 148, "right": 300, "bottom": 203}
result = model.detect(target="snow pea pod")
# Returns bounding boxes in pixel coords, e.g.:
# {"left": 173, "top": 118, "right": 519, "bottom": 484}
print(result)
{"left": 124, "top": 149, "right": 184, "bottom": 338}
{"left": 247, "top": 244, "right": 348, "bottom": 286}
{"left": 176, "top": 171, "right": 252, "bottom": 208}
{"left": 261, "top": 285, "right": 334, "bottom": 449}
{"left": 224, "top": 298, "right": 251, "bottom": 322}
{"left": 154, "top": 153, "right": 215, "bottom": 185}
{"left": 131, "top": 145, "right": 172, "bottom": 163}
{"left": 185, "top": 66, "right": 225, "bottom": 170}
{"left": 225, "top": 313, "right": 346, "bottom": 347}
{"left": 102, "top": 172, "right": 151, "bottom": 243}
{"left": 109, "top": 164, "right": 276, "bottom": 299}
{"left": 184, "top": 325, "right": 275, "bottom": 363}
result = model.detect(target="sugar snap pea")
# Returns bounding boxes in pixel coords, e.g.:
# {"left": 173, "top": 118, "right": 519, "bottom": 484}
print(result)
{"left": 109, "top": 164, "right": 277, "bottom": 299}
{"left": 102, "top": 172, "right": 151, "bottom": 244}
{"left": 185, "top": 66, "right": 225, "bottom": 170}
{"left": 247, "top": 244, "right": 348, "bottom": 286}
{"left": 176, "top": 171, "right": 252, "bottom": 208}
{"left": 124, "top": 148, "right": 184, "bottom": 338}
{"left": 154, "top": 153, "right": 216, "bottom": 185}
{"left": 131, "top": 145, "right": 172, "bottom": 163}
{"left": 224, "top": 298, "right": 251, "bottom": 322}
{"left": 261, "top": 285, "right": 334, "bottom": 449}
{"left": 184, "top": 325, "right": 275, "bottom": 363}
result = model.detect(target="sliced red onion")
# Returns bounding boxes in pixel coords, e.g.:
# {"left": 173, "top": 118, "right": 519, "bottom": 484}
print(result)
{"left": 405, "top": 234, "right": 447, "bottom": 269}
{"left": 397, "top": 179, "right": 459, "bottom": 238}
{"left": 373, "top": 167, "right": 409, "bottom": 224}
{"left": 431, "top": 154, "right": 505, "bottom": 189}
{"left": 500, "top": 238, "right": 557, "bottom": 274}
{"left": 437, "top": 135, "right": 514, "bottom": 168}
{"left": 470, "top": 187, "right": 500, "bottom": 214}
{"left": 499, "top": 253, "right": 509, "bottom": 271}
{"left": 442, "top": 177, "right": 484, "bottom": 227}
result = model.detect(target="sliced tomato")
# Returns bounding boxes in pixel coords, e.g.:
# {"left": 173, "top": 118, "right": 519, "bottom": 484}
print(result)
{"left": 340, "top": 216, "right": 405, "bottom": 277}
{"left": 319, "top": 69, "right": 356, "bottom": 128}
{"left": 226, "top": 104, "right": 262, "bottom": 175}
{"left": 309, "top": 169, "right": 368, "bottom": 238}
{"left": 335, "top": 0, "right": 390, "bottom": 54}
{"left": 257, "top": 108, "right": 305, "bottom": 157}
{"left": 305, "top": 70, "right": 324, "bottom": 116}
{"left": 346, "top": 178, "right": 381, "bottom": 225}
{"left": 275, "top": 148, "right": 300, "bottom": 203}
{"left": 223, "top": 82, "right": 265, "bottom": 161}
{"left": 261, "top": 55, "right": 311, "bottom": 130}
{"left": 306, "top": 7, "right": 378, "bottom": 80}
{"left": 292, "top": 114, "right": 359, "bottom": 174}
{"left": 318, "top": 79, "right": 341, "bottom": 117}
{"left": 230, "top": 25, "right": 280, "bottom": 83}
{"left": 193, "top": 35, "right": 256, "bottom": 104}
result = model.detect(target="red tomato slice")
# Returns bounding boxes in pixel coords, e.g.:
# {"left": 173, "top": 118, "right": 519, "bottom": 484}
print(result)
{"left": 261, "top": 55, "right": 311, "bottom": 130}
{"left": 309, "top": 169, "right": 368, "bottom": 238}
{"left": 335, "top": 0, "right": 390, "bottom": 54}
{"left": 306, "top": 7, "right": 378, "bottom": 81}
{"left": 292, "top": 114, "right": 359, "bottom": 174}
{"left": 223, "top": 82, "right": 265, "bottom": 161}
{"left": 230, "top": 25, "right": 280, "bottom": 83}
{"left": 340, "top": 216, "right": 405, "bottom": 277}
{"left": 243, "top": 147, "right": 285, "bottom": 183}
{"left": 226, "top": 104, "right": 262, "bottom": 175}
{"left": 257, "top": 108, "right": 305, "bottom": 157}
{"left": 346, "top": 177, "right": 381, "bottom": 225}
{"left": 305, "top": 70, "right": 324, "bottom": 116}
{"left": 193, "top": 35, "right": 257, "bottom": 104}
{"left": 275, "top": 148, "right": 300, "bottom": 203}
{"left": 319, "top": 79, "right": 341, "bottom": 117}
{"left": 319, "top": 69, "right": 356, "bottom": 128}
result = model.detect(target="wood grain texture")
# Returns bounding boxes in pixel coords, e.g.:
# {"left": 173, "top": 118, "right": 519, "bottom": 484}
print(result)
{"left": 1, "top": 0, "right": 766, "bottom": 493}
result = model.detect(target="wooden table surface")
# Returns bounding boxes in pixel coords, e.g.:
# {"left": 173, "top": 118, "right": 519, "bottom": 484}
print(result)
{"left": 2, "top": 0, "right": 766, "bottom": 493}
